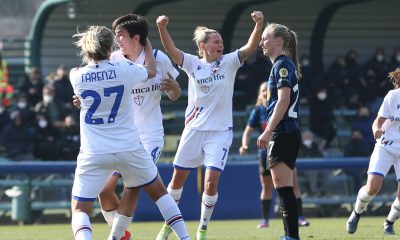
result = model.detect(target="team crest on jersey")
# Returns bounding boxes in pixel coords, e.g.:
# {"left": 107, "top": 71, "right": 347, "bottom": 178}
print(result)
{"left": 279, "top": 68, "right": 288, "bottom": 78}
{"left": 201, "top": 85, "right": 210, "bottom": 94}
{"left": 134, "top": 95, "right": 144, "bottom": 106}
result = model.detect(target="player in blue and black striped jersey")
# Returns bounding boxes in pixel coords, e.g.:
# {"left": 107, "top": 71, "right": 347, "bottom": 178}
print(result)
{"left": 257, "top": 23, "right": 302, "bottom": 240}
{"left": 241, "top": 83, "right": 309, "bottom": 230}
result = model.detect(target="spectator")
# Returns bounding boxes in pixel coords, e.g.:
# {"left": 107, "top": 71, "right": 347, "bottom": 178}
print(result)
{"left": 9, "top": 93, "right": 36, "bottom": 126}
{"left": 34, "top": 84, "right": 62, "bottom": 128}
{"left": 389, "top": 47, "right": 400, "bottom": 71}
{"left": 309, "top": 87, "right": 336, "bottom": 152}
{"left": 298, "top": 130, "right": 326, "bottom": 197}
{"left": 0, "top": 51, "right": 14, "bottom": 108}
{"left": 33, "top": 113, "right": 60, "bottom": 160}
{"left": 50, "top": 65, "right": 75, "bottom": 119}
{"left": 351, "top": 106, "right": 375, "bottom": 153}
{"left": 327, "top": 56, "right": 351, "bottom": 108}
{"left": 0, "top": 110, "right": 35, "bottom": 160}
{"left": 300, "top": 54, "right": 318, "bottom": 102}
{"left": 343, "top": 130, "right": 370, "bottom": 194}
{"left": 18, "top": 67, "right": 44, "bottom": 108}
{"left": 364, "top": 48, "right": 391, "bottom": 94}
{"left": 359, "top": 68, "right": 379, "bottom": 106}
{"left": 58, "top": 115, "right": 80, "bottom": 160}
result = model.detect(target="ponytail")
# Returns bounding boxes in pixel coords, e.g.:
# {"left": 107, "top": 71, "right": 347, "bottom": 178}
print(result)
{"left": 288, "top": 30, "right": 301, "bottom": 79}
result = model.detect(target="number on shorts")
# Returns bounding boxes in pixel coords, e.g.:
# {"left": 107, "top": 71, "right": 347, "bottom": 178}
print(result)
{"left": 81, "top": 85, "right": 124, "bottom": 125}
{"left": 222, "top": 148, "right": 228, "bottom": 160}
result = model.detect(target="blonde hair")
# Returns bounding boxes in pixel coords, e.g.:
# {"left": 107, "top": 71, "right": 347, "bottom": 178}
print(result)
{"left": 73, "top": 26, "right": 115, "bottom": 63}
{"left": 255, "top": 82, "right": 268, "bottom": 106}
{"left": 267, "top": 23, "right": 301, "bottom": 79}
{"left": 388, "top": 68, "right": 400, "bottom": 89}
{"left": 193, "top": 26, "right": 218, "bottom": 57}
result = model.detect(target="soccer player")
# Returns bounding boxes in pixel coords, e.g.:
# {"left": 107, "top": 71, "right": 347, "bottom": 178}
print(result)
{"left": 346, "top": 68, "right": 400, "bottom": 236}
{"left": 72, "top": 14, "right": 189, "bottom": 240}
{"left": 70, "top": 25, "right": 190, "bottom": 240}
{"left": 257, "top": 23, "right": 302, "bottom": 240}
{"left": 155, "top": 11, "right": 264, "bottom": 240}
{"left": 240, "top": 82, "right": 309, "bottom": 229}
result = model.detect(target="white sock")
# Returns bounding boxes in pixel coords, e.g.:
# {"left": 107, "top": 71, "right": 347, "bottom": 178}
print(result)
{"left": 156, "top": 194, "right": 190, "bottom": 239}
{"left": 168, "top": 186, "right": 183, "bottom": 204}
{"left": 199, "top": 193, "right": 218, "bottom": 229}
{"left": 387, "top": 197, "right": 400, "bottom": 222}
{"left": 101, "top": 209, "right": 116, "bottom": 227}
{"left": 71, "top": 211, "right": 92, "bottom": 240}
{"left": 108, "top": 212, "right": 131, "bottom": 240}
{"left": 354, "top": 186, "right": 375, "bottom": 214}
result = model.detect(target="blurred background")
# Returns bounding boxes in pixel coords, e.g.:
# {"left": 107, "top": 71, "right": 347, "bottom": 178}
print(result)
{"left": 0, "top": 0, "right": 399, "bottom": 225}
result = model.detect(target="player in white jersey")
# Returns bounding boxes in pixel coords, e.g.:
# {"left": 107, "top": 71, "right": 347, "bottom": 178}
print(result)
{"left": 95, "top": 14, "right": 189, "bottom": 240}
{"left": 155, "top": 11, "right": 264, "bottom": 240}
{"left": 347, "top": 68, "right": 400, "bottom": 236}
{"left": 70, "top": 24, "right": 190, "bottom": 240}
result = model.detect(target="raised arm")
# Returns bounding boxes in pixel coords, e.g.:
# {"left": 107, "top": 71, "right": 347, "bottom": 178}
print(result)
{"left": 143, "top": 38, "right": 156, "bottom": 78}
{"left": 156, "top": 15, "right": 184, "bottom": 66}
{"left": 238, "top": 11, "right": 264, "bottom": 62}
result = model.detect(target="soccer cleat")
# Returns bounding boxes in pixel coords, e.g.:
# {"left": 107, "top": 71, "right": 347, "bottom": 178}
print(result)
{"left": 384, "top": 221, "right": 395, "bottom": 235}
{"left": 156, "top": 224, "right": 173, "bottom": 240}
{"left": 120, "top": 230, "right": 132, "bottom": 240}
{"left": 279, "top": 236, "right": 300, "bottom": 240}
{"left": 346, "top": 210, "right": 361, "bottom": 234}
{"left": 196, "top": 228, "right": 207, "bottom": 240}
{"left": 298, "top": 216, "right": 310, "bottom": 227}
{"left": 257, "top": 219, "right": 269, "bottom": 228}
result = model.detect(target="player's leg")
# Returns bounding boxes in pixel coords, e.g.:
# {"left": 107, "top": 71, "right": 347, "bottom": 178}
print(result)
{"left": 293, "top": 168, "right": 309, "bottom": 227}
{"left": 98, "top": 173, "right": 121, "bottom": 227}
{"left": 145, "top": 175, "right": 190, "bottom": 240}
{"left": 269, "top": 131, "right": 301, "bottom": 240}
{"left": 258, "top": 152, "right": 273, "bottom": 228}
{"left": 156, "top": 168, "right": 191, "bottom": 240}
{"left": 383, "top": 161, "right": 400, "bottom": 235}
{"left": 347, "top": 146, "right": 392, "bottom": 234}
{"left": 71, "top": 153, "right": 113, "bottom": 240}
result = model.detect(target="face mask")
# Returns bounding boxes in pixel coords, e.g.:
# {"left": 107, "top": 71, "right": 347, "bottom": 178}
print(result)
{"left": 376, "top": 54, "right": 384, "bottom": 62}
{"left": 396, "top": 55, "right": 400, "bottom": 63}
{"left": 17, "top": 101, "right": 27, "bottom": 109}
{"left": 38, "top": 120, "right": 48, "bottom": 128}
{"left": 317, "top": 92, "right": 327, "bottom": 100}
{"left": 303, "top": 139, "right": 312, "bottom": 147}
{"left": 302, "top": 59, "right": 310, "bottom": 67}
{"left": 43, "top": 95, "right": 53, "bottom": 103}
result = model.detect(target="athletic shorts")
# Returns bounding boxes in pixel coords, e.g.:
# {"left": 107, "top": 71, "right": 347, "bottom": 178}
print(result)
{"left": 258, "top": 149, "right": 271, "bottom": 176}
{"left": 72, "top": 149, "right": 158, "bottom": 200}
{"left": 173, "top": 128, "right": 233, "bottom": 172}
{"left": 368, "top": 145, "right": 400, "bottom": 180}
{"left": 141, "top": 137, "right": 164, "bottom": 163}
{"left": 268, "top": 130, "right": 301, "bottom": 170}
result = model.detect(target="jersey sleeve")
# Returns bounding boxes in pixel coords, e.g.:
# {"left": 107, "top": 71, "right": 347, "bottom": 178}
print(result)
{"left": 157, "top": 50, "right": 180, "bottom": 80}
{"left": 274, "top": 60, "right": 293, "bottom": 89}
{"left": 181, "top": 52, "right": 198, "bottom": 74}
{"left": 125, "top": 61, "right": 148, "bottom": 84}
{"left": 224, "top": 50, "right": 242, "bottom": 70}
{"left": 69, "top": 68, "right": 79, "bottom": 94}
{"left": 378, "top": 90, "right": 392, "bottom": 119}
{"left": 247, "top": 107, "right": 259, "bottom": 128}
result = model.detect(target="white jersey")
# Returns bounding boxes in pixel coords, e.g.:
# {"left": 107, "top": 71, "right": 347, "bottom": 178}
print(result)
{"left": 69, "top": 60, "right": 148, "bottom": 154}
{"left": 111, "top": 49, "right": 179, "bottom": 141}
{"left": 181, "top": 50, "right": 242, "bottom": 130}
{"left": 376, "top": 89, "right": 400, "bottom": 150}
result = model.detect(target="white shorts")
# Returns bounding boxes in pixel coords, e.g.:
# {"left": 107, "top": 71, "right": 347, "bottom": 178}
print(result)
{"left": 72, "top": 149, "right": 158, "bottom": 200}
{"left": 368, "top": 145, "right": 400, "bottom": 179}
{"left": 142, "top": 137, "right": 164, "bottom": 163}
{"left": 173, "top": 128, "right": 232, "bottom": 171}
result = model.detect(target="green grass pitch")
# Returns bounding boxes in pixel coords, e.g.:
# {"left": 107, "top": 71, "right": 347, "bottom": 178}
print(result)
{"left": 0, "top": 217, "right": 398, "bottom": 240}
